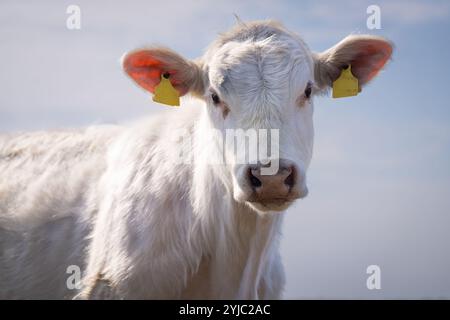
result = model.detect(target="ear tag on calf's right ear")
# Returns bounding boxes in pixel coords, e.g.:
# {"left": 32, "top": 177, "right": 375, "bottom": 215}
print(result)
{"left": 153, "top": 73, "right": 180, "bottom": 106}
{"left": 332, "top": 65, "right": 359, "bottom": 99}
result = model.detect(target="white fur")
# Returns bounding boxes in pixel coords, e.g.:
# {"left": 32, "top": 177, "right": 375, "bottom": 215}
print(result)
{"left": 0, "top": 105, "right": 285, "bottom": 299}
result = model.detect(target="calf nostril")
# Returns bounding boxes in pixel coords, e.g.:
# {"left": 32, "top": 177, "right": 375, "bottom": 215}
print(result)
{"left": 250, "top": 175, "right": 262, "bottom": 188}
{"left": 248, "top": 169, "right": 262, "bottom": 188}
{"left": 284, "top": 171, "right": 295, "bottom": 188}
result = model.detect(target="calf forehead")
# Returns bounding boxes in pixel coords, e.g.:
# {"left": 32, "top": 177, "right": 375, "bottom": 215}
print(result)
{"left": 210, "top": 36, "right": 311, "bottom": 99}
{"left": 207, "top": 34, "right": 313, "bottom": 128}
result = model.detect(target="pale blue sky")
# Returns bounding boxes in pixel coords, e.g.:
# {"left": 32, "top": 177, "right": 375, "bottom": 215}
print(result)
{"left": 1, "top": 0, "right": 449, "bottom": 298}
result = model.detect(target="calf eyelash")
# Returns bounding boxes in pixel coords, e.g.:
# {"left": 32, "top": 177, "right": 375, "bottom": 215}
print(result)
{"left": 211, "top": 92, "right": 221, "bottom": 104}
{"left": 209, "top": 89, "right": 229, "bottom": 118}
{"left": 304, "top": 81, "right": 313, "bottom": 99}
{"left": 297, "top": 81, "right": 314, "bottom": 107}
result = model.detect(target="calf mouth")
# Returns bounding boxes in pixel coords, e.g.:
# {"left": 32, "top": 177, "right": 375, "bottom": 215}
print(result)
{"left": 246, "top": 188, "right": 308, "bottom": 213}
{"left": 247, "top": 198, "right": 295, "bottom": 213}
{"left": 249, "top": 201, "right": 294, "bottom": 212}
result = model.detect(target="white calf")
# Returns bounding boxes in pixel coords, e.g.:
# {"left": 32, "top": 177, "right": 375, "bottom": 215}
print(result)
{"left": 0, "top": 20, "right": 392, "bottom": 299}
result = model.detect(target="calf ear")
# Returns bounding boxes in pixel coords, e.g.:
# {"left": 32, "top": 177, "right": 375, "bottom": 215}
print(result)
{"left": 122, "top": 47, "right": 205, "bottom": 97}
{"left": 314, "top": 35, "right": 393, "bottom": 91}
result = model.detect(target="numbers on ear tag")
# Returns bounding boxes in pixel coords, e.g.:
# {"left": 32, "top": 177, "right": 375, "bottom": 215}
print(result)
{"left": 153, "top": 73, "right": 180, "bottom": 106}
{"left": 332, "top": 65, "right": 359, "bottom": 99}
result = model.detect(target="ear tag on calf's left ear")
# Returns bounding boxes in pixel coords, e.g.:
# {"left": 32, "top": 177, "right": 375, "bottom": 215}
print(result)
{"left": 332, "top": 65, "right": 359, "bottom": 99}
{"left": 153, "top": 73, "right": 180, "bottom": 106}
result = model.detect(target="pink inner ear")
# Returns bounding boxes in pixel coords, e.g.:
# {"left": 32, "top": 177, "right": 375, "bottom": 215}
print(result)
{"left": 123, "top": 51, "right": 188, "bottom": 95}
{"left": 351, "top": 41, "right": 392, "bottom": 84}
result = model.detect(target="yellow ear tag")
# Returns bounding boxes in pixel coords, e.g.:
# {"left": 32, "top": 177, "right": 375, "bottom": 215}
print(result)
{"left": 153, "top": 73, "right": 180, "bottom": 106}
{"left": 332, "top": 65, "right": 359, "bottom": 99}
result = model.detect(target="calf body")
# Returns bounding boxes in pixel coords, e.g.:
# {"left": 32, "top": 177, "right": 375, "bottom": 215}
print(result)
{"left": 0, "top": 126, "right": 120, "bottom": 298}
{"left": 0, "top": 107, "right": 284, "bottom": 299}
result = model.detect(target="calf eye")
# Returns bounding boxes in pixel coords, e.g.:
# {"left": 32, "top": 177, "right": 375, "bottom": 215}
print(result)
{"left": 304, "top": 82, "right": 312, "bottom": 99}
{"left": 211, "top": 92, "right": 221, "bottom": 105}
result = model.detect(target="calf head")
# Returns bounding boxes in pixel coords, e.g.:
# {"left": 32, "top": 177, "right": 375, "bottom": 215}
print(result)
{"left": 123, "top": 20, "right": 392, "bottom": 213}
